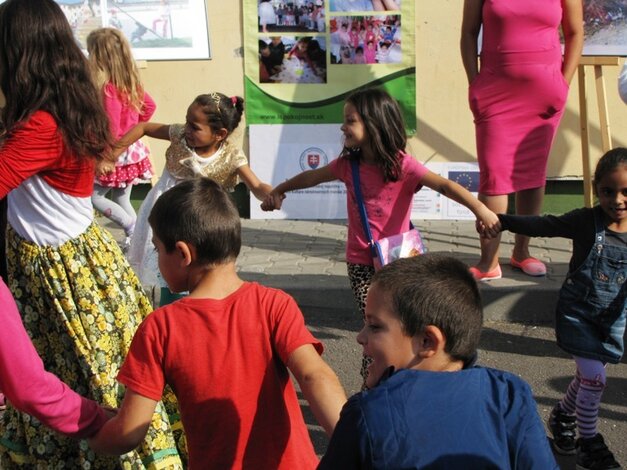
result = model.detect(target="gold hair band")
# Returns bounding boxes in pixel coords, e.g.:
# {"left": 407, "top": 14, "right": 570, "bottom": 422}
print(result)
{"left": 209, "top": 92, "right": 222, "bottom": 114}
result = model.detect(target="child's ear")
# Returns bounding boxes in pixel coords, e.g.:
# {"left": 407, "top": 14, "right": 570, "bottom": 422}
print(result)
{"left": 216, "top": 128, "right": 228, "bottom": 142}
{"left": 174, "top": 241, "right": 194, "bottom": 267}
{"left": 415, "top": 325, "right": 446, "bottom": 359}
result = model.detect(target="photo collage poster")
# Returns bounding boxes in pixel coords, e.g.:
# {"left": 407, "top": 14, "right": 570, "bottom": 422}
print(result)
{"left": 244, "top": 0, "right": 416, "bottom": 219}
{"left": 243, "top": 0, "right": 416, "bottom": 127}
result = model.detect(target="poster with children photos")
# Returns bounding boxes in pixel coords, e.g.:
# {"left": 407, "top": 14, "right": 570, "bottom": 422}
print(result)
{"left": 21, "top": 0, "right": 212, "bottom": 60}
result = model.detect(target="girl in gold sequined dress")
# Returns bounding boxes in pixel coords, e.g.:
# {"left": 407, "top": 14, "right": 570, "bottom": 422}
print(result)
{"left": 116, "top": 93, "right": 271, "bottom": 305}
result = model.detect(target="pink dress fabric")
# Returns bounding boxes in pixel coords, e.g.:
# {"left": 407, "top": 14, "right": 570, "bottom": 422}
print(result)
{"left": 469, "top": 0, "right": 569, "bottom": 195}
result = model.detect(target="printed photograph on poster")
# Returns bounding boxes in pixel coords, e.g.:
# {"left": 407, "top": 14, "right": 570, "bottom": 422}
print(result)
{"left": 260, "top": 36, "right": 327, "bottom": 83}
{"left": 249, "top": 124, "right": 346, "bottom": 219}
{"left": 329, "top": 0, "right": 400, "bottom": 13}
{"left": 580, "top": 0, "right": 627, "bottom": 55}
{"left": 15, "top": 0, "right": 212, "bottom": 60}
{"left": 330, "top": 15, "right": 400, "bottom": 64}
{"left": 258, "top": 0, "right": 326, "bottom": 33}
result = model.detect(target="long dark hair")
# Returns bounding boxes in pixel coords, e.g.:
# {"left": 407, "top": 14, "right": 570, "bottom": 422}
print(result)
{"left": 0, "top": 0, "right": 111, "bottom": 159}
{"left": 342, "top": 87, "right": 407, "bottom": 182}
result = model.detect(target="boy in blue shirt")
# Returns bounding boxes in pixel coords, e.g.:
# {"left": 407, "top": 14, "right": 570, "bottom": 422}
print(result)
{"left": 319, "top": 254, "right": 558, "bottom": 469}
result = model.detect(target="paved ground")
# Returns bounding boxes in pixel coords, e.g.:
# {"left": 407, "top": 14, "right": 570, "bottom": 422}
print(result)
{"left": 106, "top": 216, "right": 627, "bottom": 467}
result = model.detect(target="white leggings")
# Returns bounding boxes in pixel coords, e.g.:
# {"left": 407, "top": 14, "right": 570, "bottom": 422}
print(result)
{"left": 91, "top": 184, "right": 136, "bottom": 234}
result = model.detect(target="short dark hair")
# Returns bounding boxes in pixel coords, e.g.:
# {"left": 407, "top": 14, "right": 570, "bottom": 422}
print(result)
{"left": 148, "top": 178, "right": 241, "bottom": 265}
{"left": 371, "top": 254, "right": 482, "bottom": 365}
{"left": 593, "top": 147, "right": 627, "bottom": 188}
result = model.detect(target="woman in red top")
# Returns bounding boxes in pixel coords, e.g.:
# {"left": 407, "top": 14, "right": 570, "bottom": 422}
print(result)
{"left": 0, "top": 0, "right": 182, "bottom": 467}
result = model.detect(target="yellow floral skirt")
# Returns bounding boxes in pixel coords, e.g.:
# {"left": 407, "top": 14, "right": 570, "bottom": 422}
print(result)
{"left": 0, "top": 223, "right": 183, "bottom": 469}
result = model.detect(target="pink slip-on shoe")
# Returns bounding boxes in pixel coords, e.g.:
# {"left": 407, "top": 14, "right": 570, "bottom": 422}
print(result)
{"left": 510, "top": 256, "right": 546, "bottom": 276}
{"left": 469, "top": 264, "right": 502, "bottom": 282}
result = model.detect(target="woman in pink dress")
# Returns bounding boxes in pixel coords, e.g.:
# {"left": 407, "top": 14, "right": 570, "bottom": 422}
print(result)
{"left": 461, "top": 0, "right": 583, "bottom": 280}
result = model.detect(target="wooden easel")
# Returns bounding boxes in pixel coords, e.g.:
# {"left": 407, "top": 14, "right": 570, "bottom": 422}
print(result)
{"left": 577, "top": 56, "right": 620, "bottom": 207}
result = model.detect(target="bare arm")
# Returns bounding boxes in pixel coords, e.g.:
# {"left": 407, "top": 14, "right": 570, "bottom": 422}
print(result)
{"left": 88, "top": 390, "right": 157, "bottom": 455}
{"left": 237, "top": 164, "right": 272, "bottom": 201}
{"left": 560, "top": 0, "right": 584, "bottom": 84}
{"left": 112, "top": 122, "right": 171, "bottom": 160}
{"left": 420, "top": 171, "right": 500, "bottom": 236}
{"left": 261, "top": 165, "right": 337, "bottom": 211}
{"left": 460, "top": 0, "right": 484, "bottom": 84}
{"left": 287, "top": 344, "right": 347, "bottom": 437}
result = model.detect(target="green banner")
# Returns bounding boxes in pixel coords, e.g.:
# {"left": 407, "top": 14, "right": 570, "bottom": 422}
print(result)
{"left": 243, "top": 0, "right": 416, "bottom": 133}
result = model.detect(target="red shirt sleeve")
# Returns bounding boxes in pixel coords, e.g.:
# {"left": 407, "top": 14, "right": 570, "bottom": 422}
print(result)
{"left": 117, "top": 313, "right": 167, "bottom": 401}
{"left": 267, "top": 289, "right": 323, "bottom": 364}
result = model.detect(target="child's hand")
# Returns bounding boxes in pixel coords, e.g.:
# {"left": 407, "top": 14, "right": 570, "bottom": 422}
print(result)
{"left": 96, "top": 160, "right": 115, "bottom": 176}
{"left": 101, "top": 405, "right": 118, "bottom": 420}
{"left": 260, "top": 191, "right": 285, "bottom": 211}
{"left": 476, "top": 206, "right": 501, "bottom": 238}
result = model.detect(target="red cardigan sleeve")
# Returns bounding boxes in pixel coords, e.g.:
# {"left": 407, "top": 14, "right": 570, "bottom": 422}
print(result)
{"left": 0, "top": 111, "right": 95, "bottom": 198}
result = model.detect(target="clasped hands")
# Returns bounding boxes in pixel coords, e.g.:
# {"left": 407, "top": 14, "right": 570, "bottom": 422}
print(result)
{"left": 260, "top": 190, "right": 285, "bottom": 211}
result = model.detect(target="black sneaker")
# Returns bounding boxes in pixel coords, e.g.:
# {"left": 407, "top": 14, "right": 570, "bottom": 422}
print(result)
{"left": 576, "top": 434, "right": 621, "bottom": 470}
{"left": 547, "top": 404, "right": 577, "bottom": 455}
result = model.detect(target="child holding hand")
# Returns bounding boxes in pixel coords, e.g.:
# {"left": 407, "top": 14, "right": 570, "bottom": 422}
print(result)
{"left": 89, "top": 178, "right": 347, "bottom": 469}
{"left": 262, "top": 87, "right": 499, "bottom": 383}
{"left": 319, "top": 254, "right": 558, "bottom": 469}
{"left": 87, "top": 27, "right": 156, "bottom": 250}
{"left": 118, "top": 92, "right": 271, "bottom": 304}
{"left": 481, "top": 148, "right": 626, "bottom": 470}
{"left": 263, "top": 88, "right": 498, "bottom": 323}
{"left": 0, "top": 277, "right": 108, "bottom": 438}
{"left": 0, "top": 0, "right": 181, "bottom": 466}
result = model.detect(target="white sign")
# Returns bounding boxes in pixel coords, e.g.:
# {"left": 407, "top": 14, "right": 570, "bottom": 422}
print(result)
{"left": 412, "top": 162, "right": 480, "bottom": 220}
{"left": 250, "top": 124, "right": 480, "bottom": 221}
{"left": 250, "top": 124, "right": 346, "bottom": 219}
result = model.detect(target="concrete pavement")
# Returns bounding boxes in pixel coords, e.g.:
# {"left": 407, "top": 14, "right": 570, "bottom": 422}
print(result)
{"left": 102, "top": 216, "right": 626, "bottom": 468}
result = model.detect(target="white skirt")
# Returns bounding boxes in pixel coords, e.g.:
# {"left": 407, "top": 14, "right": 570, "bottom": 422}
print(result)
{"left": 127, "top": 169, "right": 179, "bottom": 288}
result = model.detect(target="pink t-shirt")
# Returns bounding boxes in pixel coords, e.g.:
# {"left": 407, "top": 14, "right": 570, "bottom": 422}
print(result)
{"left": 118, "top": 282, "right": 322, "bottom": 469}
{"left": 329, "top": 153, "right": 429, "bottom": 265}
{"left": 0, "top": 278, "right": 107, "bottom": 437}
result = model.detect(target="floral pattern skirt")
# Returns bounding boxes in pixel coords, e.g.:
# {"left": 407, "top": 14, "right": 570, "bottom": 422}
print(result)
{"left": 0, "top": 222, "right": 184, "bottom": 469}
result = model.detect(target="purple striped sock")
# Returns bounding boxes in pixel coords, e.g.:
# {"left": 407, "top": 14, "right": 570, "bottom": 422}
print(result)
{"left": 576, "top": 379, "right": 604, "bottom": 439}
{"left": 559, "top": 372, "right": 580, "bottom": 415}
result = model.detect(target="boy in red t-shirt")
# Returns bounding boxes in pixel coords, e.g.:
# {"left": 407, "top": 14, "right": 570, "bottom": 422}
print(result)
{"left": 89, "top": 177, "right": 347, "bottom": 469}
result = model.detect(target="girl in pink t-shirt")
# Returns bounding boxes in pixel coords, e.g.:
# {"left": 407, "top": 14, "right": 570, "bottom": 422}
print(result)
{"left": 262, "top": 88, "right": 499, "bottom": 384}
{"left": 87, "top": 28, "right": 156, "bottom": 251}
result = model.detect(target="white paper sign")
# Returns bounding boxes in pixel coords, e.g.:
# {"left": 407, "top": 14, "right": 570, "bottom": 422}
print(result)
{"left": 250, "top": 124, "right": 346, "bottom": 219}
{"left": 250, "top": 124, "right": 480, "bottom": 221}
